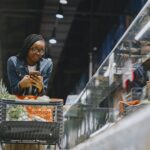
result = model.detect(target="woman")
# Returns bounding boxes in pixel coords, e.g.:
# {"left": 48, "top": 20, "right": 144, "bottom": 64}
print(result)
{"left": 7, "top": 34, "right": 53, "bottom": 96}
{"left": 6, "top": 34, "right": 52, "bottom": 150}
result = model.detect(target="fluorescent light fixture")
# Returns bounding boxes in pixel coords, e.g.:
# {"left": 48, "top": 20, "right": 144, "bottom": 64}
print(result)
{"left": 56, "top": 4, "right": 64, "bottom": 19}
{"left": 60, "top": 0, "right": 68, "bottom": 5}
{"left": 56, "top": 14, "right": 64, "bottom": 19}
{"left": 49, "top": 38, "right": 57, "bottom": 44}
{"left": 49, "top": 27, "right": 57, "bottom": 44}
{"left": 135, "top": 20, "right": 150, "bottom": 40}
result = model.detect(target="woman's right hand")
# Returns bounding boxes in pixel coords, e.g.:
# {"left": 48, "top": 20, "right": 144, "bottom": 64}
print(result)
{"left": 19, "top": 75, "right": 32, "bottom": 89}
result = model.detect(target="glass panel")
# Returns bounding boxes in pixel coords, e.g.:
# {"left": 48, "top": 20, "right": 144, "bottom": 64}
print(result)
{"left": 63, "top": 1, "right": 150, "bottom": 149}
{"left": 63, "top": 105, "right": 117, "bottom": 149}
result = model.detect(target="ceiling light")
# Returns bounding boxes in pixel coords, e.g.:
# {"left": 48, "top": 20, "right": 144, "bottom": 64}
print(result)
{"left": 60, "top": 0, "right": 68, "bottom": 5}
{"left": 56, "top": 4, "right": 64, "bottom": 19}
{"left": 49, "top": 27, "right": 57, "bottom": 44}
{"left": 135, "top": 20, "right": 150, "bottom": 40}
{"left": 49, "top": 38, "right": 57, "bottom": 44}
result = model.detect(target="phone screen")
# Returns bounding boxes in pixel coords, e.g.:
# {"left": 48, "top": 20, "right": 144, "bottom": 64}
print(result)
{"left": 29, "top": 71, "right": 41, "bottom": 76}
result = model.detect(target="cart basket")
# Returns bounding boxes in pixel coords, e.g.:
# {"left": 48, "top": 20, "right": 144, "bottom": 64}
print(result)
{"left": 0, "top": 99, "right": 63, "bottom": 145}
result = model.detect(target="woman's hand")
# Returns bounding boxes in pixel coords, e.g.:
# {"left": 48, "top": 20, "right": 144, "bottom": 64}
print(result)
{"left": 30, "top": 75, "right": 44, "bottom": 93}
{"left": 19, "top": 75, "right": 32, "bottom": 89}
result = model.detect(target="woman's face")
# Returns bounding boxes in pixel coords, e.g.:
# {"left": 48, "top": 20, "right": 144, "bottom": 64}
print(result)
{"left": 27, "top": 40, "right": 45, "bottom": 65}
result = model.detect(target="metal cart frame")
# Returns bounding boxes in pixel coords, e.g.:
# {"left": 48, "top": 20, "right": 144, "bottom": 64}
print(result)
{"left": 0, "top": 99, "right": 63, "bottom": 150}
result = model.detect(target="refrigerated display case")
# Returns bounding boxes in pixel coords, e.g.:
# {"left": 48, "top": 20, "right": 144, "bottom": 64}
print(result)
{"left": 63, "top": 0, "right": 150, "bottom": 149}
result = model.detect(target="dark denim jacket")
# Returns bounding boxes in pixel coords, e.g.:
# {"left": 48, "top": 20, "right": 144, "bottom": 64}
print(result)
{"left": 7, "top": 56, "right": 53, "bottom": 96}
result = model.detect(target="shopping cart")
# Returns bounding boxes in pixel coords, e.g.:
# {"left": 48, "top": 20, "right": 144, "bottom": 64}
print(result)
{"left": 0, "top": 98, "right": 63, "bottom": 150}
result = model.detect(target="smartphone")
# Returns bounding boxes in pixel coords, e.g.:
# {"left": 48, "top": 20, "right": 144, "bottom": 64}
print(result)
{"left": 29, "top": 71, "right": 41, "bottom": 76}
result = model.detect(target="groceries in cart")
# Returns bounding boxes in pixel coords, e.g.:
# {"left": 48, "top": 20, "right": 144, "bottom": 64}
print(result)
{"left": 6, "top": 104, "right": 54, "bottom": 122}
{"left": 4, "top": 95, "right": 54, "bottom": 122}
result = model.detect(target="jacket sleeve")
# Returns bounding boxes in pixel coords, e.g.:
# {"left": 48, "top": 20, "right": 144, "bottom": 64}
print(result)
{"left": 7, "top": 57, "right": 23, "bottom": 95}
{"left": 40, "top": 58, "right": 53, "bottom": 95}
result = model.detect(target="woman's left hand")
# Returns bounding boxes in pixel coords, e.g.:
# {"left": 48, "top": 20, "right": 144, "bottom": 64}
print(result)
{"left": 30, "top": 75, "right": 44, "bottom": 93}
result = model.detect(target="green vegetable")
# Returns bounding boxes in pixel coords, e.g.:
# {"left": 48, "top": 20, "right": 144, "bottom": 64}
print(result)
{"left": 7, "top": 105, "right": 27, "bottom": 121}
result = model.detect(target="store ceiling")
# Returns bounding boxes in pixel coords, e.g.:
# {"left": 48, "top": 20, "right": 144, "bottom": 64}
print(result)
{"left": 0, "top": 0, "right": 131, "bottom": 100}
